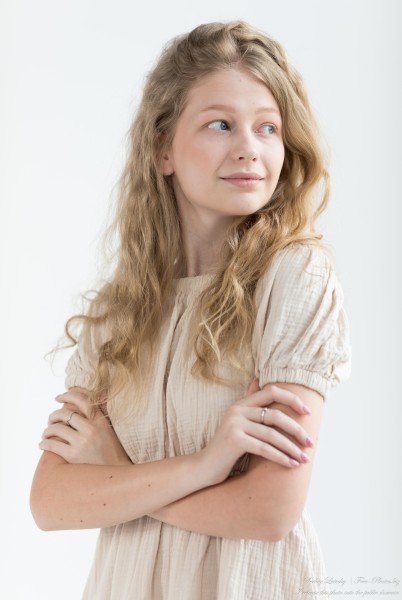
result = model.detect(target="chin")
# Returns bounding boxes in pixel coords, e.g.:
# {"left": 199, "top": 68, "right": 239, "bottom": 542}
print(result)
{"left": 229, "top": 205, "right": 263, "bottom": 217}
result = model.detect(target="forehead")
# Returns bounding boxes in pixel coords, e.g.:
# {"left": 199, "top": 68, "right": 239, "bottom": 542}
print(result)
{"left": 184, "top": 68, "right": 281, "bottom": 117}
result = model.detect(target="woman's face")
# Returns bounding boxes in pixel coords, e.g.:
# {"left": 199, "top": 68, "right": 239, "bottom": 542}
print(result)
{"left": 162, "top": 68, "right": 285, "bottom": 229}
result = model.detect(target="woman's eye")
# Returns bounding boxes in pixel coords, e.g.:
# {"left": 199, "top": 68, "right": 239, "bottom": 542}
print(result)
{"left": 260, "top": 124, "right": 276, "bottom": 134}
{"left": 207, "top": 120, "right": 230, "bottom": 131}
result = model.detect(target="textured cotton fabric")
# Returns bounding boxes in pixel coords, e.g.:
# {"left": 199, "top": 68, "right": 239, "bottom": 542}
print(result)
{"left": 65, "top": 242, "right": 351, "bottom": 600}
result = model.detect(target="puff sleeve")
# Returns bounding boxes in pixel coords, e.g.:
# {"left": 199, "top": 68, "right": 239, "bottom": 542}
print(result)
{"left": 252, "top": 243, "right": 351, "bottom": 401}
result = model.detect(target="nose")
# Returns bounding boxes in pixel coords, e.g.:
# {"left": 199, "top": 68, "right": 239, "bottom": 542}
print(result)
{"left": 230, "top": 129, "right": 258, "bottom": 162}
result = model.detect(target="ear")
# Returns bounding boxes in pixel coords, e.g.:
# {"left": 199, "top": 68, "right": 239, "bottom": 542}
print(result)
{"left": 156, "top": 132, "right": 174, "bottom": 176}
{"left": 161, "top": 152, "right": 174, "bottom": 176}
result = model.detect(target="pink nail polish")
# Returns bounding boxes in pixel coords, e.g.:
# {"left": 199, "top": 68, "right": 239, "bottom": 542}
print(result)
{"left": 289, "top": 458, "right": 300, "bottom": 467}
{"left": 300, "top": 452, "right": 310, "bottom": 463}
{"left": 302, "top": 405, "right": 312, "bottom": 415}
{"left": 306, "top": 436, "right": 314, "bottom": 447}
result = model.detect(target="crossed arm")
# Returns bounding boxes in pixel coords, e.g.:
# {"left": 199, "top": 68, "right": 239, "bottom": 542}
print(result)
{"left": 30, "top": 382, "right": 323, "bottom": 542}
{"left": 149, "top": 382, "right": 323, "bottom": 541}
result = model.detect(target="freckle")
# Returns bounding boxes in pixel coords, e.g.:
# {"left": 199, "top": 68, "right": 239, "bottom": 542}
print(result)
{"left": 248, "top": 496, "right": 252, "bottom": 500}
{"left": 147, "top": 484, "right": 151, "bottom": 487}
{"left": 90, "top": 492, "right": 94, "bottom": 496}
{"left": 80, "top": 520, "right": 83, "bottom": 523}
{"left": 109, "top": 475, "right": 113, "bottom": 479}
{"left": 103, "top": 503, "right": 107, "bottom": 506}
{"left": 59, "top": 518, "right": 63, "bottom": 521}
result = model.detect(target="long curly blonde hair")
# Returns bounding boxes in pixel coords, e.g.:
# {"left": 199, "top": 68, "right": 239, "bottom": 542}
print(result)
{"left": 65, "top": 20, "right": 330, "bottom": 418}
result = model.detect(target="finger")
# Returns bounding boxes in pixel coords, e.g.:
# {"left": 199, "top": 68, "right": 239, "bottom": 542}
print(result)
{"left": 48, "top": 406, "right": 86, "bottom": 429}
{"left": 48, "top": 408, "right": 67, "bottom": 425}
{"left": 239, "top": 384, "right": 312, "bottom": 416}
{"left": 42, "top": 422, "right": 80, "bottom": 444}
{"left": 56, "top": 388, "right": 90, "bottom": 401}
{"left": 244, "top": 420, "right": 311, "bottom": 464}
{"left": 62, "top": 401, "right": 108, "bottom": 428}
{"left": 231, "top": 404, "right": 313, "bottom": 448}
{"left": 249, "top": 406, "right": 314, "bottom": 448}
{"left": 240, "top": 432, "right": 302, "bottom": 468}
{"left": 246, "top": 378, "right": 260, "bottom": 396}
{"left": 39, "top": 438, "right": 73, "bottom": 462}
{"left": 56, "top": 392, "right": 92, "bottom": 419}
{"left": 56, "top": 392, "right": 105, "bottom": 423}
{"left": 48, "top": 406, "right": 79, "bottom": 425}
{"left": 48, "top": 404, "right": 82, "bottom": 429}
{"left": 70, "top": 386, "right": 92, "bottom": 395}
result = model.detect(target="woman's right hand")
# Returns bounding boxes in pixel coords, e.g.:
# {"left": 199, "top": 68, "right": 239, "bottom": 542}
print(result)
{"left": 199, "top": 380, "right": 315, "bottom": 486}
{"left": 39, "top": 389, "right": 132, "bottom": 466}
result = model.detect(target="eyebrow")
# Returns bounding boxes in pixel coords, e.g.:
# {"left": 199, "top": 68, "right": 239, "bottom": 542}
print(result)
{"left": 200, "top": 104, "right": 281, "bottom": 117}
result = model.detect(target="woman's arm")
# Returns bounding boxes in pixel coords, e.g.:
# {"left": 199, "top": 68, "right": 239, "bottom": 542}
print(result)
{"left": 30, "top": 447, "right": 211, "bottom": 531}
{"left": 31, "top": 384, "right": 313, "bottom": 534}
{"left": 150, "top": 382, "right": 323, "bottom": 542}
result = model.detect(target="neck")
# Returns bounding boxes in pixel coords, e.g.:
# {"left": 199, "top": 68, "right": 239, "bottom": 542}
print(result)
{"left": 179, "top": 215, "right": 234, "bottom": 277}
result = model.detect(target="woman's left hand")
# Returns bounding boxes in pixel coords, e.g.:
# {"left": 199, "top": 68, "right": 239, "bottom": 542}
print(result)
{"left": 39, "top": 389, "right": 132, "bottom": 466}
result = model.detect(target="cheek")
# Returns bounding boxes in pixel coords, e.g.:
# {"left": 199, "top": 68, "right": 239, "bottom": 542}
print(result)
{"left": 278, "top": 149, "right": 285, "bottom": 174}
{"left": 269, "top": 143, "right": 285, "bottom": 176}
{"left": 189, "top": 142, "right": 215, "bottom": 165}
{"left": 184, "top": 149, "right": 217, "bottom": 183}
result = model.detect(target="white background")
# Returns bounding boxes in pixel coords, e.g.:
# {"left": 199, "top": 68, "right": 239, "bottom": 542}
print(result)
{"left": 1, "top": 0, "right": 401, "bottom": 598}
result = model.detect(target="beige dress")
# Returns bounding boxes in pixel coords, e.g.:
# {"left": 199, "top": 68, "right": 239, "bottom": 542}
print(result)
{"left": 65, "top": 242, "right": 351, "bottom": 600}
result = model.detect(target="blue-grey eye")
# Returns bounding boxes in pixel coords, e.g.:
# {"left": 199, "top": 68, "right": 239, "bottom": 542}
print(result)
{"left": 208, "top": 120, "right": 229, "bottom": 131}
{"left": 260, "top": 124, "right": 275, "bottom": 134}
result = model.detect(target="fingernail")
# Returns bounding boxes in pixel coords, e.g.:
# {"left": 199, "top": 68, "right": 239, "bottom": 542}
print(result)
{"left": 302, "top": 405, "right": 312, "bottom": 415}
{"left": 300, "top": 452, "right": 310, "bottom": 463}
{"left": 306, "top": 436, "right": 314, "bottom": 447}
{"left": 289, "top": 458, "right": 300, "bottom": 467}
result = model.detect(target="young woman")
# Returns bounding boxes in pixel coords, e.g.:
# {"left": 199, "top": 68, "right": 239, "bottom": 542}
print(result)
{"left": 30, "top": 21, "right": 351, "bottom": 599}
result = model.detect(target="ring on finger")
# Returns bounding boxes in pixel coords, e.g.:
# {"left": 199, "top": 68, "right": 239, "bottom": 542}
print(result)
{"left": 66, "top": 410, "right": 77, "bottom": 427}
{"left": 260, "top": 407, "right": 268, "bottom": 424}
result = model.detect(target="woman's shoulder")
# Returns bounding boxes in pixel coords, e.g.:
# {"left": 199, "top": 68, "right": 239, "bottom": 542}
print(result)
{"left": 272, "top": 240, "right": 336, "bottom": 270}
{"left": 255, "top": 240, "right": 340, "bottom": 306}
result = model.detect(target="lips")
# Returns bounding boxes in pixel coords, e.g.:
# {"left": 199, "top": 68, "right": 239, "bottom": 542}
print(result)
{"left": 220, "top": 172, "right": 264, "bottom": 188}
{"left": 221, "top": 172, "right": 263, "bottom": 180}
